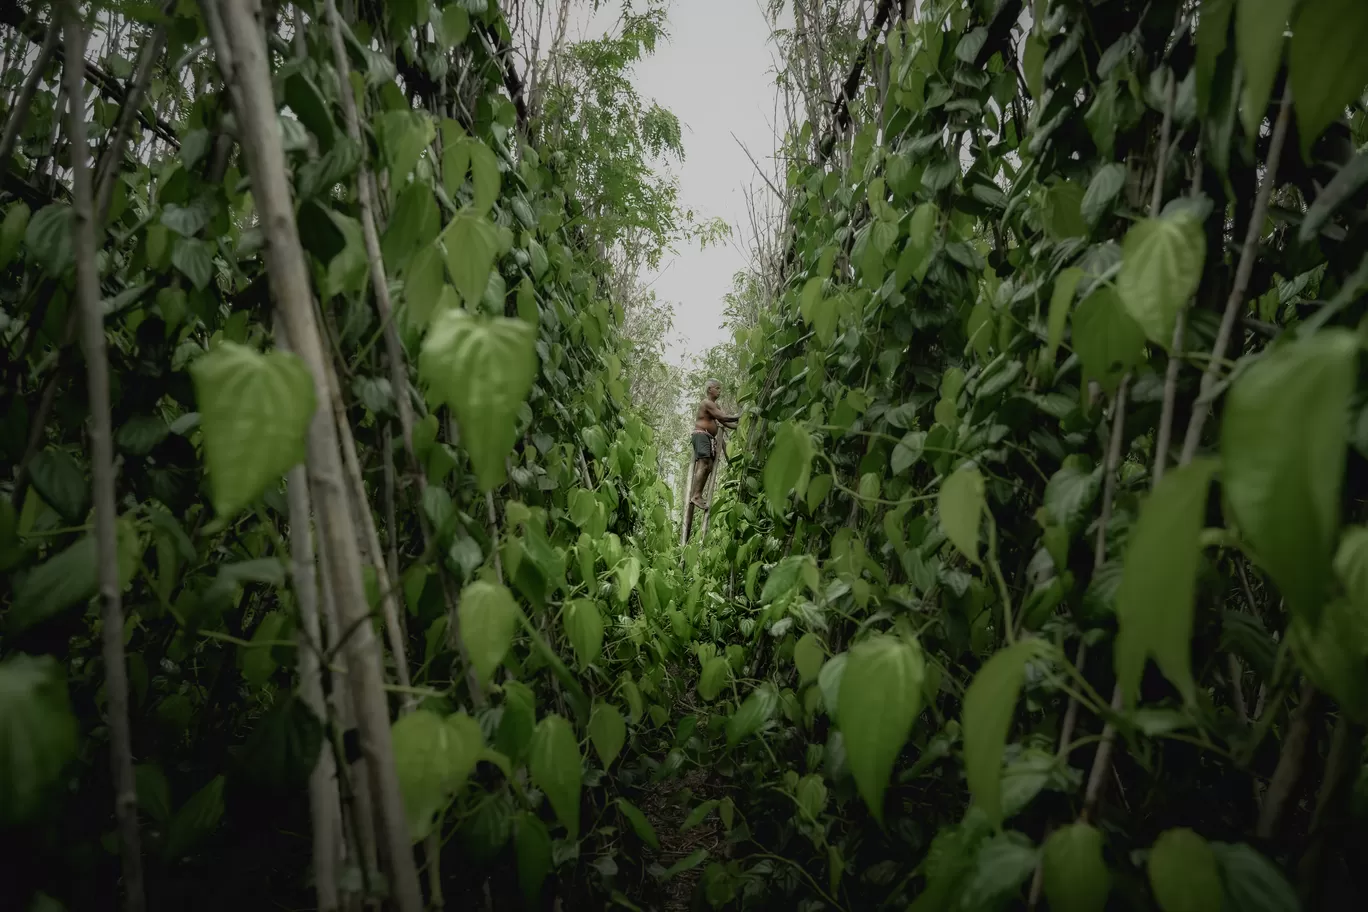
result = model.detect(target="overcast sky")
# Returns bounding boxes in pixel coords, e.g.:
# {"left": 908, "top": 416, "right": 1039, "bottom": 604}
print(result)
{"left": 573, "top": 0, "right": 783, "bottom": 370}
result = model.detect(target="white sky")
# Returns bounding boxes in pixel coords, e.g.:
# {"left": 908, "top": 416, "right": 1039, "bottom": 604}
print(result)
{"left": 575, "top": 0, "right": 783, "bottom": 368}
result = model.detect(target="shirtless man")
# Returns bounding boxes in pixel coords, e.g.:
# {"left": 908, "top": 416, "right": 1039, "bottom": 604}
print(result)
{"left": 690, "top": 379, "right": 739, "bottom": 509}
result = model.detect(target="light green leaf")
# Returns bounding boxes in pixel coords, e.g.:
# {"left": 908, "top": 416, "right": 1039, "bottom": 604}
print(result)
{"left": 391, "top": 710, "right": 483, "bottom": 843}
{"left": 764, "top": 422, "right": 813, "bottom": 511}
{"left": 1117, "top": 214, "right": 1205, "bottom": 347}
{"left": 615, "top": 797, "right": 660, "bottom": 849}
{"left": 1115, "top": 459, "right": 1217, "bottom": 706}
{"left": 1149, "top": 828, "right": 1222, "bottom": 912}
{"left": 698, "top": 656, "right": 730, "bottom": 701}
{"left": 377, "top": 109, "right": 434, "bottom": 182}
{"left": 963, "top": 640, "right": 1043, "bottom": 826}
{"left": 514, "top": 812, "right": 551, "bottom": 906}
{"left": 795, "top": 632, "right": 824, "bottom": 685}
{"left": 468, "top": 140, "right": 501, "bottom": 215}
{"left": 419, "top": 309, "right": 537, "bottom": 490}
{"left": 1221, "top": 330, "right": 1357, "bottom": 623}
{"left": 563, "top": 599, "right": 604, "bottom": 669}
{"left": 1289, "top": 0, "right": 1368, "bottom": 159}
{"left": 190, "top": 342, "right": 316, "bottom": 518}
{"left": 588, "top": 702, "right": 626, "bottom": 768}
{"left": 1045, "top": 266, "right": 1084, "bottom": 367}
{"left": 441, "top": 209, "right": 505, "bottom": 306}
{"left": 528, "top": 714, "right": 582, "bottom": 836}
{"left": 1043, "top": 823, "right": 1112, "bottom": 912}
{"left": 457, "top": 581, "right": 517, "bottom": 686}
{"left": 726, "top": 683, "right": 779, "bottom": 745}
{"left": 435, "top": 4, "right": 471, "bottom": 48}
{"left": 939, "top": 464, "right": 985, "bottom": 564}
{"left": 0, "top": 655, "right": 78, "bottom": 825}
{"left": 1236, "top": 0, "right": 1298, "bottom": 141}
{"left": 904, "top": 203, "right": 938, "bottom": 284}
{"left": 795, "top": 774, "right": 828, "bottom": 820}
{"left": 1072, "top": 286, "right": 1146, "bottom": 393}
{"left": 402, "top": 243, "right": 445, "bottom": 324}
{"left": 837, "top": 635, "right": 925, "bottom": 821}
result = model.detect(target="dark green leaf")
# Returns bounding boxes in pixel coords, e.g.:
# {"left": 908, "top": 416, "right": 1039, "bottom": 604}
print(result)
{"left": 1221, "top": 331, "right": 1357, "bottom": 622}
{"left": 0, "top": 655, "right": 78, "bottom": 825}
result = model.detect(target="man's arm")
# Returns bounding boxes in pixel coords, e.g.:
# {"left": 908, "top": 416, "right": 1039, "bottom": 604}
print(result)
{"left": 705, "top": 401, "right": 740, "bottom": 427}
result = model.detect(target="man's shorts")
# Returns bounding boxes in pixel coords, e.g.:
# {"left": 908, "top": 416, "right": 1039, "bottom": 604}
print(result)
{"left": 692, "top": 431, "right": 715, "bottom": 460}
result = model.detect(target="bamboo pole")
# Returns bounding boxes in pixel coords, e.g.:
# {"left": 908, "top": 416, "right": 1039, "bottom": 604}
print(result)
{"left": 213, "top": 2, "right": 421, "bottom": 908}
{"left": 62, "top": 2, "right": 145, "bottom": 908}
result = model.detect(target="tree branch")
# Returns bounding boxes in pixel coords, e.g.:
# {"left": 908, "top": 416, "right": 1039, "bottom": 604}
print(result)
{"left": 63, "top": 4, "right": 145, "bottom": 909}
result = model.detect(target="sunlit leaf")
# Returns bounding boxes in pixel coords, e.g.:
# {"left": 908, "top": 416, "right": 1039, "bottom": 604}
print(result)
{"left": 190, "top": 342, "right": 316, "bottom": 519}
{"left": 837, "top": 635, "right": 925, "bottom": 821}
{"left": 528, "top": 714, "right": 582, "bottom": 836}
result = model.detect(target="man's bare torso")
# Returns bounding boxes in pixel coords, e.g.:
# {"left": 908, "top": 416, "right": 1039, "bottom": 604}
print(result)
{"left": 695, "top": 399, "right": 726, "bottom": 435}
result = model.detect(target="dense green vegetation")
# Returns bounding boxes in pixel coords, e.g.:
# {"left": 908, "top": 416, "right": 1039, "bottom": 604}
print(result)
{"left": 3, "top": 1, "right": 1368, "bottom": 911}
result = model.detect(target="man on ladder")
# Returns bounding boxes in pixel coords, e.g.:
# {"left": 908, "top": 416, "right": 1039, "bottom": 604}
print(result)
{"left": 689, "top": 379, "right": 739, "bottom": 510}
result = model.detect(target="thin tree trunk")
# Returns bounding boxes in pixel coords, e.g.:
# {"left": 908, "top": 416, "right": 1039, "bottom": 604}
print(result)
{"left": 0, "top": 20, "right": 59, "bottom": 169}
{"left": 93, "top": 1, "right": 173, "bottom": 223}
{"left": 213, "top": 2, "right": 422, "bottom": 909}
{"left": 286, "top": 462, "right": 343, "bottom": 912}
{"left": 321, "top": 0, "right": 480, "bottom": 709}
{"left": 63, "top": 4, "right": 145, "bottom": 910}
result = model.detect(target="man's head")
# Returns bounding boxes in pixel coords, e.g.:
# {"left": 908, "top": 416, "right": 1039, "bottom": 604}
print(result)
{"left": 706, "top": 379, "right": 722, "bottom": 401}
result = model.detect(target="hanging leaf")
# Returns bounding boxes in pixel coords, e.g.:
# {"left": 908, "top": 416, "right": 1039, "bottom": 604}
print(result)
{"left": 563, "top": 599, "right": 604, "bottom": 668}
{"left": 164, "top": 775, "right": 226, "bottom": 859}
{"left": 419, "top": 309, "right": 537, "bottom": 490}
{"left": 376, "top": 109, "right": 435, "bottom": 182}
{"left": 0, "top": 655, "right": 78, "bottom": 825}
{"left": 528, "top": 714, "right": 582, "bottom": 836}
{"left": 382, "top": 182, "right": 440, "bottom": 275}
{"left": 392, "top": 709, "right": 483, "bottom": 843}
{"left": 794, "top": 632, "right": 825, "bottom": 685}
{"left": 171, "top": 237, "right": 214, "bottom": 291}
{"left": 1072, "top": 286, "right": 1146, "bottom": 393}
{"left": 441, "top": 209, "right": 505, "bottom": 305}
{"left": 1236, "top": 0, "right": 1297, "bottom": 141}
{"left": 698, "top": 656, "right": 730, "bottom": 701}
{"left": 615, "top": 798, "right": 660, "bottom": 849}
{"left": 1211, "top": 842, "right": 1299, "bottom": 912}
{"left": 0, "top": 201, "right": 30, "bottom": 269}
{"left": 1042, "top": 823, "right": 1112, "bottom": 912}
{"left": 24, "top": 204, "right": 72, "bottom": 276}
{"left": 1116, "top": 214, "right": 1205, "bottom": 347}
{"left": 190, "top": 342, "right": 316, "bottom": 519}
{"left": 837, "top": 635, "right": 925, "bottom": 821}
{"left": 1221, "top": 330, "right": 1357, "bottom": 623}
{"left": 963, "top": 639, "right": 1043, "bottom": 826}
{"left": 939, "top": 464, "right": 985, "bottom": 564}
{"left": 9, "top": 519, "right": 140, "bottom": 633}
{"left": 763, "top": 421, "right": 814, "bottom": 511}
{"left": 457, "top": 581, "right": 518, "bottom": 686}
{"left": 588, "top": 702, "right": 626, "bottom": 768}
{"left": 1148, "top": 828, "right": 1222, "bottom": 912}
{"left": 514, "top": 812, "right": 552, "bottom": 906}
{"left": 726, "top": 683, "right": 779, "bottom": 745}
{"left": 1081, "top": 163, "right": 1126, "bottom": 226}
{"left": 28, "top": 450, "right": 87, "bottom": 523}
{"left": 1289, "top": 0, "right": 1368, "bottom": 159}
{"left": 1044, "top": 266, "right": 1084, "bottom": 368}
{"left": 1114, "top": 459, "right": 1216, "bottom": 706}
{"left": 902, "top": 203, "right": 939, "bottom": 284}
